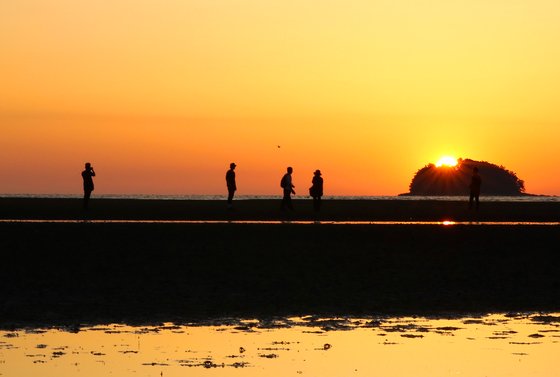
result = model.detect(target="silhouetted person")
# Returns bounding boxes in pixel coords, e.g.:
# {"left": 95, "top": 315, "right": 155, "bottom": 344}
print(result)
{"left": 310, "top": 169, "right": 323, "bottom": 211}
{"left": 226, "top": 162, "right": 237, "bottom": 208}
{"left": 82, "top": 162, "right": 96, "bottom": 209}
{"left": 280, "top": 166, "right": 296, "bottom": 210}
{"left": 469, "top": 167, "right": 482, "bottom": 210}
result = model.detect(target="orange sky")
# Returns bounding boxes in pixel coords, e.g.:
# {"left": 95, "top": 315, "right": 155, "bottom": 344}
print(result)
{"left": 1, "top": 1, "right": 559, "bottom": 195}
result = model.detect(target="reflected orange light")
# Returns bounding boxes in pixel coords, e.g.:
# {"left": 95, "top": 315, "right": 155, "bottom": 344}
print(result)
{"left": 1, "top": 314, "right": 559, "bottom": 377}
{"left": 441, "top": 220, "right": 456, "bottom": 226}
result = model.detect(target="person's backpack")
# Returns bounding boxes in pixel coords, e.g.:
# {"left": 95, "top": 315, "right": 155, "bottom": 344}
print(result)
{"left": 309, "top": 186, "right": 316, "bottom": 197}
{"left": 280, "top": 174, "right": 287, "bottom": 188}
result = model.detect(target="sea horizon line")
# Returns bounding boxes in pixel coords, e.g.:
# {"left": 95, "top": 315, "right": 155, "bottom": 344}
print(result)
{"left": 0, "top": 193, "right": 558, "bottom": 202}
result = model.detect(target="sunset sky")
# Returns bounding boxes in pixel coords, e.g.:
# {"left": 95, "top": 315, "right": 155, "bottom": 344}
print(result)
{"left": 1, "top": 1, "right": 559, "bottom": 195}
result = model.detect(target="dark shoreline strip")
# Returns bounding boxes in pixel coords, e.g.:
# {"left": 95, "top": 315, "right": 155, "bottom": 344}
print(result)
{"left": 1, "top": 197, "right": 560, "bottom": 221}
{"left": 0, "top": 219, "right": 559, "bottom": 226}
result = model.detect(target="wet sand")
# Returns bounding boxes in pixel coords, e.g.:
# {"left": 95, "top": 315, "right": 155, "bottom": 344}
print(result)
{"left": 1, "top": 221, "right": 559, "bottom": 328}
{"left": 1, "top": 197, "right": 559, "bottom": 221}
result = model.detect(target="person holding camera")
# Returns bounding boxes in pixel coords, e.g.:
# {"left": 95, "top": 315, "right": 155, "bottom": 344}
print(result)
{"left": 82, "top": 162, "right": 96, "bottom": 209}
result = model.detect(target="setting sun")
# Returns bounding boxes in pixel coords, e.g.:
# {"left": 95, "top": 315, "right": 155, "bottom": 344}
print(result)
{"left": 436, "top": 156, "right": 458, "bottom": 168}
{"left": 2, "top": 1, "right": 560, "bottom": 196}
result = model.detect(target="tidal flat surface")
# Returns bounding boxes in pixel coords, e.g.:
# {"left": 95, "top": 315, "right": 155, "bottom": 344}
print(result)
{"left": 1, "top": 313, "right": 558, "bottom": 377}
{"left": 2, "top": 197, "right": 559, "bottom": 222}
{"left": 1, "top": 222, "right": 560, "bottom": 326}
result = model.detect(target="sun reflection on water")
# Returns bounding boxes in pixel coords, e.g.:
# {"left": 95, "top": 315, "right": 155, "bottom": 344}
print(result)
{"left": 0, "top": 313, "right": 558, "bottom": 377}
{"left": 441, "top": 220, "right": 456, "bottom": 226}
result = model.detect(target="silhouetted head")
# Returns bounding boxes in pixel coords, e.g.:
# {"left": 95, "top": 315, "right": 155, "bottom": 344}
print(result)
{"left": 287, "top": 167, "right": 293, "bottom": 174}
{"left": 85, "top": 162, "right": 91, "bottom": 169}
{"left": 230, "top": 162, "right": 236, "bottom": 169}
{"left": 314, "top": 170, "right": 321, "bottom": 176}
{"left": 473, "top": 167, "right": 479, "bottom": 173}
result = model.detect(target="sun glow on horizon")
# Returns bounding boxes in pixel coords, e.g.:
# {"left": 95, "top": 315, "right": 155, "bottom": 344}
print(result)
{"left": 435, "top": 156, "right": 458, "bottom": 168}
{"left": 2, "top": 2, "right": 560, "bottom": 195}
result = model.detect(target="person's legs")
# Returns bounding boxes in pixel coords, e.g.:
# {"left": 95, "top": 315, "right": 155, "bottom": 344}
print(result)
{"left": 83, "top": 190, "right": 91, "bottom": 209}
{"left": 282, "top": 190, "right": 293, "bottom": 210}
{"left": 469, "top": 191, "right": 480, "bottom": 210}
{"left": 227, "top": 189, "right": 234, "bottom": 207}
{"left": 281, "top": 191, "right": 288, "bottom": 210}
{"left": 313, "top": 196, "right": 321, "bottom": 211}
{"left": 475, "top": 194, "right": 480, "bottom": 210}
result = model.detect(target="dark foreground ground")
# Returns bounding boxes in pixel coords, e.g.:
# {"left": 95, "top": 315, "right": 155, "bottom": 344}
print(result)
{"left": 1, "top": 222, "right": 559, "bottom": 328}
{"left": 1, "top": 197, "right": 559, "bottom": 221}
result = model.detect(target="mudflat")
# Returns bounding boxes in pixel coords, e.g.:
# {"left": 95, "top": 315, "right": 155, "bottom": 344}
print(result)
{"left": 1, "top": 221, "right": 558, "bottom": 328}
{"left": 0, "top": 197, "right": 559, "bottom": 221}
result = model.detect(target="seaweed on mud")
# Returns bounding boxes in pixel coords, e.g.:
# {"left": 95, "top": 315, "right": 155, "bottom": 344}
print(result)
{"left": 142, "top": 362, "right": 170, "bottom": 366}
{"left": 258, "top": 353, "right": 279, "bottom": 359}
{"left": 532, "top": 315, "right": 560, "bottom": 324}
{"left": 463, "top": 319, "right": 485, "bottom": 325}
{"left": 258, "top": 347, "right": 290, "bottom": 351}
{"left": 256, "top": 318, "right": 296, "bottom": 329}
{"left": 52, "top": 351, "right": 66, "bottom": 358}
{"left": 435, "top": 326, "right": 462, "bottom": 331}
{"left": 493, "top": 330, "right": 517, "bottom": 336}
{"left": 401, "top": 334, "right": 424, "bottom": 339}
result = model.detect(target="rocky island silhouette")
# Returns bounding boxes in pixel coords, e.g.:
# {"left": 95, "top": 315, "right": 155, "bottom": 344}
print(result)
{"left": 403, "top": 158, "right": 527, "bottom": 196}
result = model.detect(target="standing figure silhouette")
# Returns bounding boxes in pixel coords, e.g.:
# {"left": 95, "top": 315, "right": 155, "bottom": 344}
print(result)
{"left": 310, "top": 170, "right": 323, "bottom": 211}
{"left": 280, "top": 167, "right": 296, "bottom": 210}
{"left": 81, "top": 162, "right": 96, "bottom": 209}
{"left": 226, "top": 162, "right": 237, "bottom": 208}
{"left": 469, "top": 167, "right": 482, "bottom": 210}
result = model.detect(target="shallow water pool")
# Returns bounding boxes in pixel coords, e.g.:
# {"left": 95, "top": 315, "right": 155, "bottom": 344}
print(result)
{"left": 1, "top": 313, "right": 558, "bottom": 377}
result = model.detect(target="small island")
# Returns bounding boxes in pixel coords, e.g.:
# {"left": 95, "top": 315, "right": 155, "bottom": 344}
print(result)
{"left": 402, "top": 158, "right": 527, "bottom": 196}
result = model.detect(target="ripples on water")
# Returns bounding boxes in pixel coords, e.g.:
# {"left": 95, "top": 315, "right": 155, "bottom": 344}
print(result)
{"left": 0, "top": 313, "right": 558, "bottom": 377}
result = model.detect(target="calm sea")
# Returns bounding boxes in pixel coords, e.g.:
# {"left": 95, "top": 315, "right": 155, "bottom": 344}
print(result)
{"left": 1, "top": 194, "right": 558, "bottom": 202}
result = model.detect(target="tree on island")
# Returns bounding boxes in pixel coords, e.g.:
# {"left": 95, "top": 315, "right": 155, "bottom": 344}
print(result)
{"left": 404, "top": 158, "right": 526, "bottom": 196}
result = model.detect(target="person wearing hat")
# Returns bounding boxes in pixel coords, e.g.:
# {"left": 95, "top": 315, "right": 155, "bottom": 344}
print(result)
{"left": 226, "top": 162, "right": 237, "bottom": 208}
{"left": 310, "top": 169, "right": 323, "bottom": 211}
